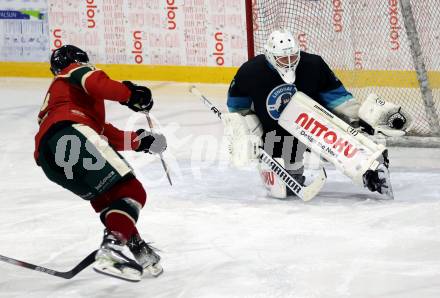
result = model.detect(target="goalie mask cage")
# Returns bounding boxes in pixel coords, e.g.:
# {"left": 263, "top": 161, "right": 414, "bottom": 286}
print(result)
{"left": 245, "top": 0, "right": 440, "bottom": 147}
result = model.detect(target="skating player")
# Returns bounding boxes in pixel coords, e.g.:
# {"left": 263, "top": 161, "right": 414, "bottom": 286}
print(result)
{"left": 34, "top": 45, "right": 165, "bottom": 281}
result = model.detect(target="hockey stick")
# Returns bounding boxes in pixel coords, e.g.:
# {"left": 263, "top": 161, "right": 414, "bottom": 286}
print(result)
{"left": 141, "top": 111, "right": 173, "bottom": 186}
{"left": 189, "top": 86, "right": 326, "bottom": 202}
{"left": 0, "top": 250, "right": 97, "bottom": 279}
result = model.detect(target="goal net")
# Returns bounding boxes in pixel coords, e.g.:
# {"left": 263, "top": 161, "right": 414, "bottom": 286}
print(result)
{"left": 245, "top": 0, "right": 440, "bottom": 143}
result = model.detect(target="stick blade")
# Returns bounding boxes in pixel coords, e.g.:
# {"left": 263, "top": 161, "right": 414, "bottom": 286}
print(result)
{"left": 301, "top": 167, "right": 327, "bottom": 202}
{"left": 189, "top": 85, "right": 200, "bottom": 96}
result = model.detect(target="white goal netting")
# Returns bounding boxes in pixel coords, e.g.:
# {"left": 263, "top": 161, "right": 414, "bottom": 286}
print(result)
{"left": 248, "top": 0, "right": 440, "bottom": 137}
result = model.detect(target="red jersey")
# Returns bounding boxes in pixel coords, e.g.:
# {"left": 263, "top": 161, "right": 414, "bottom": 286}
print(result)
{"left": 34, "top": 63, "right": 140, "bottom": 161}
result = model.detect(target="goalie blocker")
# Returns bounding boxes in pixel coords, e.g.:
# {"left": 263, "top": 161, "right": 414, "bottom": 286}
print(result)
{"left": 278, "top": 91, "right": 394, "bottom": 199}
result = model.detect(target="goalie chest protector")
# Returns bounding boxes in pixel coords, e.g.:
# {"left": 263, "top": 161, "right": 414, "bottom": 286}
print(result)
{"left": 229, "top": 52, "right": 345, "bottom": 135}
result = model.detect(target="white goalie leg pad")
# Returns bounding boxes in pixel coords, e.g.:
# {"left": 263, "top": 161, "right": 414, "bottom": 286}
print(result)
{"left": 278, "top": 91, "right": 386, "bottom": 186}
{"left": 258, "top": 158, "right": 288, "bottom": 199}
{"left": 359, "top": 93, "right": 412, "bottom": 136}
{"left": 222, "top": 113, "right": 263, "bottom": 167}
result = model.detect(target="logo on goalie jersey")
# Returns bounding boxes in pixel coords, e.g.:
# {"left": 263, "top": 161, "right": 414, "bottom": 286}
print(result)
{"left": 266, "top": 84, "right": 297, "bottom": 120}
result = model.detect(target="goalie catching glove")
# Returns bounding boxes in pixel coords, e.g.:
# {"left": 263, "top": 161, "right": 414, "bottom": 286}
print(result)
{"left": 358, "top": 93, "right": 412, "bottom": 137}
{"left": 222, "top": 113, "right": 263, "bottom": 167}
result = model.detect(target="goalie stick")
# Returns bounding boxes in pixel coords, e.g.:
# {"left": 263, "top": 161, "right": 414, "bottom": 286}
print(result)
{"left": 141, "top": 111, "right": 173, "bottom": 186}
{"left": 189, "top": 86, "right": 327, "bottom": 202}
{"left": 0, "top": 250, "right": 97, "bottom": 279}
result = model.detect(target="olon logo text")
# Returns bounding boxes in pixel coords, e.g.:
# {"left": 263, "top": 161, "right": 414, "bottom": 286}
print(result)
{"left": 214, "top": 32, "right": 224, "bottom": 66}
{"left": 132, "top": 31, "right": 143, "bottom": 64}
{"left": 86, "top": 0, "right": 96, "bottom": 28}
{"left": 167, "top": 0, "right": 177, "bottom": 30}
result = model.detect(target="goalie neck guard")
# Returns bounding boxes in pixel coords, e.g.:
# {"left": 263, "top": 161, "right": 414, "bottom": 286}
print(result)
{"left": 264, "top": 29, "right": 301, "bottom": 84}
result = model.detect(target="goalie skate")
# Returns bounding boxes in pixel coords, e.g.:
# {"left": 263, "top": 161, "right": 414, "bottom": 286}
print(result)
{"left": 128, "top": 236, "right": 163, "bottom": 277}
{"left": 93, "top": 230, "right": 143, "bottom": 282}
{"left": 363, "top": 163, "right": 394, "bottom": 200}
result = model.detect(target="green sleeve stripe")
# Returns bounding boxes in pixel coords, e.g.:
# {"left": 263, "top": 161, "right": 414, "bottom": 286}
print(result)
{"left": 68, "top": 66, "right": 94, "bottom": 87}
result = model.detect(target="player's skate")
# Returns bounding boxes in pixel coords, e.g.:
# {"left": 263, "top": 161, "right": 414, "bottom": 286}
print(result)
{"left": 127, "top": 235, "right": 163, "bottom": 277}
{"left": 94, "top": 230, "right": 143, "bottom": 282}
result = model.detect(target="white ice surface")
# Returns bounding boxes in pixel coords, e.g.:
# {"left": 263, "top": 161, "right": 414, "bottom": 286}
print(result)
{"left": 0, "top": 78, "right": 440, "bottom": 298}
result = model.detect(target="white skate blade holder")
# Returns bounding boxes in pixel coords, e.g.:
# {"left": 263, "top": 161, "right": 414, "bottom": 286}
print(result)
{"left": 144, "top": 263, "right": 164, "bottom": 277}
{"left": 93, "top": 258, "right": 143, "bottom": 282}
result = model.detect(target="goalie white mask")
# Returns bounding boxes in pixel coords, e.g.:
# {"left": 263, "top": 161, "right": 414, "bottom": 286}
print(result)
{"left": 264, "top": 29, "right": 301, "bottom": 84}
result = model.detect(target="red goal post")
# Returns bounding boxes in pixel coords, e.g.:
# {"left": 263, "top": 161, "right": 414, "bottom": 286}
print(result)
{"left": 245, "top": 0, "right": 440, "bottom": 147}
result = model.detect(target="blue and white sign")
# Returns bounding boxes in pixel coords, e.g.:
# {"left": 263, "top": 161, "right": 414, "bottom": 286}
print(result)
{"left": 0, "top": 0, "right": 49, "bottom": 62}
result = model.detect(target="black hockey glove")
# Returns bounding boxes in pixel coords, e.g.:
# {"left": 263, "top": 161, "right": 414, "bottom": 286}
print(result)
{"left": 121, "top": 81, "right": 153, "bottom": 112}
{"left": 135, "top": 129, "right": 167, "bottom": 154}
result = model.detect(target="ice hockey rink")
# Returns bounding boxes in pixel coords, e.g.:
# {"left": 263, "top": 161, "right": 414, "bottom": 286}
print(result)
{"left": 0, "top": 77, "right": 440, "bottom": 298}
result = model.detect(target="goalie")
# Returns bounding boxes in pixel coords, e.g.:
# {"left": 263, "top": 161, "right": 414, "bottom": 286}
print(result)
{"left": 224, "top": 29, "right": 411, "bottom": 199}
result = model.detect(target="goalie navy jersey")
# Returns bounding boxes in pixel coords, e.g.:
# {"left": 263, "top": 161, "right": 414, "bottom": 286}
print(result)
{"left": 227, "top": 52, "right": 353, "bottom": 135}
